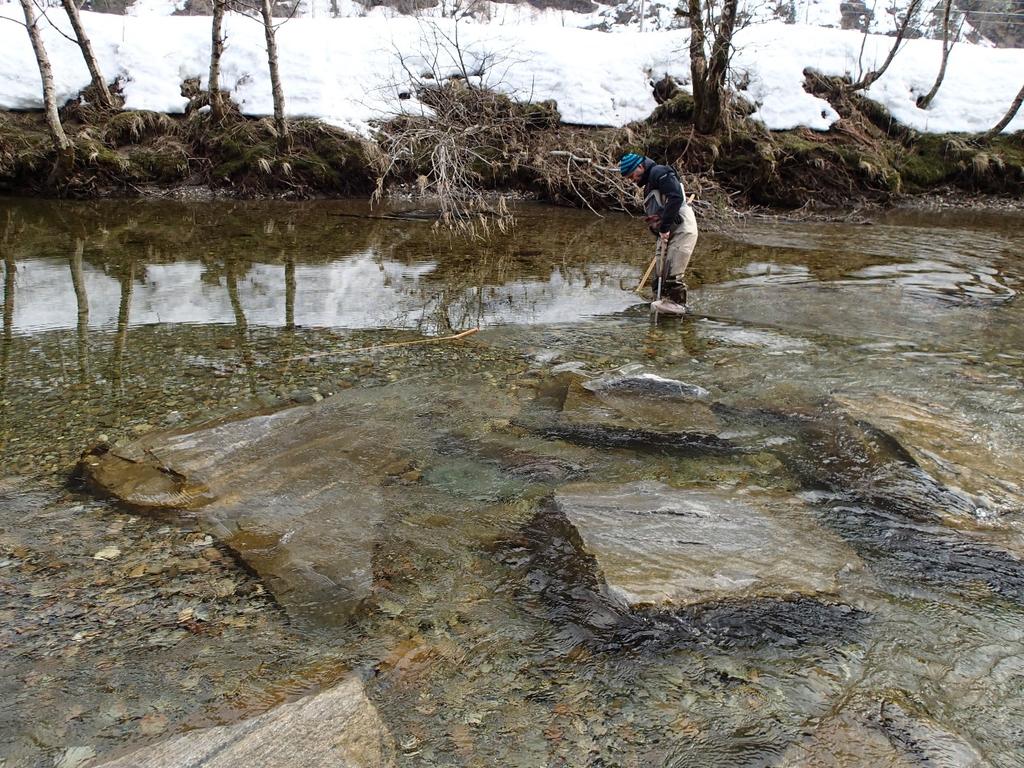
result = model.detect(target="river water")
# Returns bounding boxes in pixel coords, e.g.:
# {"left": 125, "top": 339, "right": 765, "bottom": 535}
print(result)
{"left": 1, "top": 198, "right": 1022, "bottom": 767}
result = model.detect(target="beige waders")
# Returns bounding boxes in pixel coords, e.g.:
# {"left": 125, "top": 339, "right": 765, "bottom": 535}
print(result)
{"left": 663, "top": 204, "right": 698, "bottom": 282}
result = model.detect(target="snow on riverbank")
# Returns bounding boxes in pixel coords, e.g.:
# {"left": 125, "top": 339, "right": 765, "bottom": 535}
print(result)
{"left": 1, "top": 6, "right": 1022, "bottom": 135}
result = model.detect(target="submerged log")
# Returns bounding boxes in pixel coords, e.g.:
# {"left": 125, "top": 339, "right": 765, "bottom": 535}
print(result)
{"left": 527, "top": 422, "right": 739, "bottom": 456}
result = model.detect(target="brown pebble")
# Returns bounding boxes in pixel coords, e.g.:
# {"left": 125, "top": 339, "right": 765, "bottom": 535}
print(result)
{"left": 139, "top": 713, "right": 169, "bottom": 736}
{"left": 383, "top": 460, "right": 412, "bottom": 476}
{"left": 201, "top": 548, "right": 222, "bottom": 561}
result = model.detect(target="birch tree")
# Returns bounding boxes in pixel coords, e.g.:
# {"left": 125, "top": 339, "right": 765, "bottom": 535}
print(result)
{"left": 18, "top": 0, "right": 75, "bottom": 178}
{"left": 209, "top": 0, "right": 228, "bottom": 120}
{"left": 235, "top": 0, "right": 296, "bottom": 149}
{"left": 260, "top": 0, "right": 290, "bottom": 149}
{"left": 917, "top": 0, "right": 963, "bottom": 110}
{"left": 981, "top": 81, "right": 1024, "bottom": 143}
{"left": 60, "top": 0, "right": 115, "bottom": 109}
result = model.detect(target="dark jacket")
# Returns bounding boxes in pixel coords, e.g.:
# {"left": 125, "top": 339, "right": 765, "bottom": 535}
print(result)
{"left": 638, "top": 159, "right": 685, "bottom": 235}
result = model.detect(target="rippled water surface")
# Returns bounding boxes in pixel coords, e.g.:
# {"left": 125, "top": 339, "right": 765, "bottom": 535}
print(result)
{"left": 1, "top": 198, "right": 1023, "bottom": 767}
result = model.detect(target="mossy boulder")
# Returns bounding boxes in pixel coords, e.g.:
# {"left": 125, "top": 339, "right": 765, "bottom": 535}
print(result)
{"left": 103, "top": 110, "right": 178, "bottom": 147}
{"left": 652, "top": 92, "right": 695, "bottom": 123}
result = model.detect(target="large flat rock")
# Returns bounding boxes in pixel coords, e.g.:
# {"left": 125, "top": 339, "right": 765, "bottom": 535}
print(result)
{"left": 553, "top": 481, "right": 863, "bottom": 608}
{"left": 80, "top": 386, "right": 438, "bottom": 624}
{"left": 89, "top": 676, "right": 396, "bottom": 768}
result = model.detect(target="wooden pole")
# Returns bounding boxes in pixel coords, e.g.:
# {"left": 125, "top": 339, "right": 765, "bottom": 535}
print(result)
{"left": 635, "top": 239, "right": 662, "bottom": 294}
{"left": 280, "top": 327, "right": 479, "bottom": 363}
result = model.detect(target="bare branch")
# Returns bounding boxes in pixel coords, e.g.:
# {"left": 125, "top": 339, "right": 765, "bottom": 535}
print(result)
{"left": 850, "top": 0, "right": 924, "bottom": 92}
{"left": 980, "top": 80, "right": 1024, "bottom": 143}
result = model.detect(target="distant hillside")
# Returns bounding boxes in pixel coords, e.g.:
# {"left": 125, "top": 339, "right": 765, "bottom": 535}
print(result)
{"left": 960, "top": 0, "right": 1024, "bottom": 47}
{"left": 64, "top": 0, "right": 1024, "bottom": 47}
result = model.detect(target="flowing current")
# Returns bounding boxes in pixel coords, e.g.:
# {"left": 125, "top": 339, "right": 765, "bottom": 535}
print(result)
{"left": 1, "top": 198, "right": 1022, "bottom": 768}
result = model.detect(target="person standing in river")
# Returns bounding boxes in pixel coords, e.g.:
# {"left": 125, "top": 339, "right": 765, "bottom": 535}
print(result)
{"left": 620, "top": 153, "right": 698, "bottom": 314}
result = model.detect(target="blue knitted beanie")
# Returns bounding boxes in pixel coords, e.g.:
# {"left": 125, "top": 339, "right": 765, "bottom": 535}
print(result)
{"left": 619, "top": 153, "right": 643, "bottom": 176}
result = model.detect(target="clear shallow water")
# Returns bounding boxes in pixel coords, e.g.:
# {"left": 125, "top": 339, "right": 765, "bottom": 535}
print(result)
{"left": 1, "top": 198, "right": 1023, "bottom": 767}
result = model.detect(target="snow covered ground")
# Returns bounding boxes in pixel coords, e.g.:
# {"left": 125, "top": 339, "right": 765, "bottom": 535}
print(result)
{"left": 0, "top": 2, "right": 1021, "bottom": 135}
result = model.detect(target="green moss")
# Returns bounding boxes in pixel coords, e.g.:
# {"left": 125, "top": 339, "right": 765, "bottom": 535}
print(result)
{"left": 651, "top": 92, "right": 695, "bottom": 123}
{"left": 128, "top": 145, "right": 190, "bottom": 183}
{"left": 770, "top": 130, "right": 826, "bottom": 157}
{"left": 74, "top": 135, "right": 133, "bottom": 176}
{"left": 899, "top": 153, "right": 957, "bottom": 189}
{"left": 898, "top": 134, "right": 970, "bottom": 190}
{"left": 987, "top": 133, "right": 1024, "bottom": 164}
{"left": 210, "top": 139, "right": 273, "bottom": 181}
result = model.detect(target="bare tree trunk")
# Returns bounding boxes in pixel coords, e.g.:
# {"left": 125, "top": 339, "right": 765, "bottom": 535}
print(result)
{"left": 60, "top": 0, "right": 114, "bottom": 109}
{"left": 688, "top": 0, "right": 738, "bottom": 134}
{"left": 209, "top": 0, "right": 227, "bottom": 120}
{"left": 18, "top": 0, "right": 75, "bottom": 181}
{"left": 917, "top": 0, "right": 960, "bottom": 109}
{"left": 260, "top": 0, "right": 290, "bottom": 150}
{"left": 688, "top": 0, "right": 709, "bottom": 127}
{"left": 981, "top": 81, "right": 1024, "bottom": 143}
{"left": 850, "top": 0, "right": 923, "bottom": 92}
{"left": 704, "top": 0, "right": 737, "bottom": 130}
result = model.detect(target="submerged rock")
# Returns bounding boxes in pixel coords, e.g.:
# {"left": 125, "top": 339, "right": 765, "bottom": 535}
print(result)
{"left": 740, "top": 403, "right": 1024, "bottom": 603}
{"left": 711, "top": 401, "right": 985, "bottom": 523}
{"left": 499, "top": 496, "right": 868, "bottom": 654}
{"left": 778, "top": 710, "right": 920, "bottom": 767}
{"left": 876, "top": 698, "right": 987, "bottom": 768}
{"left": 89, "top": 675, "right": 396, "bottom": 768}
{"left": 527, "top": 371, "right": 1024, "bottom": 605}
{"left": 581, "top": 367, "right": 710, "bottom": 401}
{"left": 552, "top": 481, "right": 863, "bottom": 609}
{"left": 835, "top": 392, "right": 1024, "bottom": 521}
{"left": 532, "top": 364, "right": 724, "bottom": 438}
{"left": 80, "top": 450, "right": 215, "bottom": 509}
{"left": 779, "top": 697, "right": 986, "bottom": 768}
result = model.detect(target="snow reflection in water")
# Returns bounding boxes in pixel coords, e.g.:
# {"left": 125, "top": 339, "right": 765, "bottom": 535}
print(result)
{"left": 1, "top": 199, "right": 1023, "bottom": 768}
